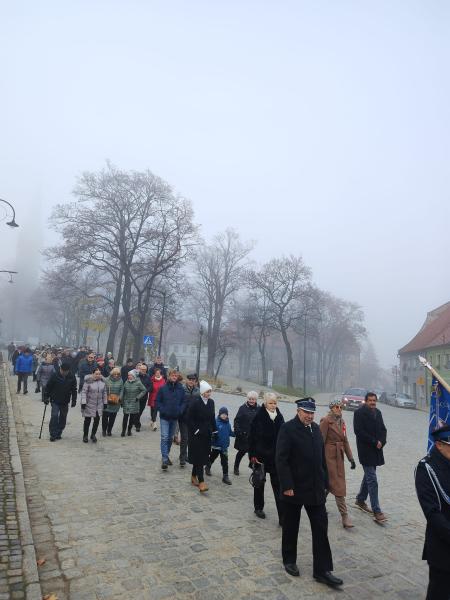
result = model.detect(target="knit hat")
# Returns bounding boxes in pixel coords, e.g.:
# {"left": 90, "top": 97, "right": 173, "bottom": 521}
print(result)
{"left": 329, "top": 397, "right": 343, "bottom": 409}
{"left": 219, "top": 406, "right": 228, "bottom": 416}
{"left": 199, "top": 380, "right": 212, "bottom": 395}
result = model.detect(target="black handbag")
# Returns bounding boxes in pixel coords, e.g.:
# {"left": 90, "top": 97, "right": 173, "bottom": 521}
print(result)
{"left": 249, "top": 463, "right": 266, "bottom": 489}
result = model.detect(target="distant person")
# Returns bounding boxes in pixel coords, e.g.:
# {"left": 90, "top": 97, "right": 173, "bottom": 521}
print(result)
{"left": 15, "top": 348, "right": 33, "bottom": 395}
{"left": 233, "top": 391, "right": 259, "bottom": 475}
{"left": 7, "top": 342, "right": 15, "bottom": 361}
{"left": 353, "top": 392, "right": 388, "bottom": 523}
{"left": 102, "top": 367, "right": 123, "bottom": 436}
{"left": 77, "top": 352, "right": 98, "bottom": 392}
{"left": 148, "top": 367, "right": 165, "bottom": 431}
{"left": 149, "top": 356, "right": 167, "bottom": 380}
{"left": 121, "top": 358, "right": 135, "bottom": 382}
{"left": 415, "top": 424, "right": 450, "bottom": 600}
{"left": 44, "top": 362, "right": 77, "bottom": 442}
{"left": 102, "top": 358, "right": 115, "bottom": 378}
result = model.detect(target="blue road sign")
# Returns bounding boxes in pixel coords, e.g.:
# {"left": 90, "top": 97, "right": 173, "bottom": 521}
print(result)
{"left": 143, "top": 335, "right": 155, "bottom": 346}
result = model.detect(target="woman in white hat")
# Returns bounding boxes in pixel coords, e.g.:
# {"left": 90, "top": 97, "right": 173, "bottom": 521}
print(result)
{"left": 187, "top": 380, "right": 217, "bottom": 492}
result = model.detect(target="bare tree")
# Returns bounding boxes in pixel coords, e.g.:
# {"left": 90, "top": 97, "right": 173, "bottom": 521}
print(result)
{"left": 192, "top": 230, "right": 253, "bottom": 377}
{"left": 247, "top": 256, "right": 311, "bottom": 388}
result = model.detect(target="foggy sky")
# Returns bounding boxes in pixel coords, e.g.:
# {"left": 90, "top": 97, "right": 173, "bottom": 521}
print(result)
{"left": 1, "top": 0, "right": 450, "bottom": 367}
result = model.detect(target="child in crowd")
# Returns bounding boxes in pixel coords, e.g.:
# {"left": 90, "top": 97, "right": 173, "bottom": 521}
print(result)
{"left": 205, "top": 406, "right": 235, "bottom": 485}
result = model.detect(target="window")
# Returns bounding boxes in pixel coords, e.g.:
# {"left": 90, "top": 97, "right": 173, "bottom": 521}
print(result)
{"left": 436, "top": 355, "right": 441, "bottom": 369}
{"left": 174, "top": 345, "right": 179, "bottom": 353}
{"left": 191, "top": 346, "right": 196, "bottom": 355}
{"left": 183, "top": 345, "right": 187, "bottom": 353}
{"left": 181, "top": 359, "right": 186, "bottom": 369}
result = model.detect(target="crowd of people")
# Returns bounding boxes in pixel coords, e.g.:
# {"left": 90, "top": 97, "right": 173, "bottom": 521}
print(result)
{"left": 7, "top": 343, "right": 450, "bottom": 597}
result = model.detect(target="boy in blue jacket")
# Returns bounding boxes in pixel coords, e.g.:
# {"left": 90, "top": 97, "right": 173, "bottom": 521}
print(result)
{"left": 205, "top": 406, "right": 235, "bottom": 485}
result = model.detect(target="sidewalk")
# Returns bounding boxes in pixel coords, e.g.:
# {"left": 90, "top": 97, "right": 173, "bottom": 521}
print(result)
{"left": 0, "top": 356, "right": 41, "bottom": 600}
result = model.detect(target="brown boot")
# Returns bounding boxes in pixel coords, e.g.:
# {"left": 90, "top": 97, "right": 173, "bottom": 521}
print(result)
{"left": 191, "top": 476, "right": 199, "bottom": 487}
{"left": 342, "top": 513, "right": 354, "bottom": 528}
{"left": 198, "top": 481, "right": 209, "bottom": 493}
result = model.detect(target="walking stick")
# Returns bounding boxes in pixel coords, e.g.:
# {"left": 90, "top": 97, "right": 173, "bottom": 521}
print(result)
{"left": 39, "top": 403, "right": 48, "bottom": 439}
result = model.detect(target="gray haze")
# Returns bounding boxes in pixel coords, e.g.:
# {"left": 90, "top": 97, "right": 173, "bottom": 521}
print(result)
{"left": 1, "top": 1, "right": 450, "bottom": 366}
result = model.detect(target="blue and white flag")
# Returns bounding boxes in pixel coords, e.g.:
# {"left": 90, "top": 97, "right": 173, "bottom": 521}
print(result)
{"left": 428, "top": 379, "right": 450, "bottom": 452}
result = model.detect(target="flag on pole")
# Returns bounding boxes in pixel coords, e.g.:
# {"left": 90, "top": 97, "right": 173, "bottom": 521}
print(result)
{"left": 428, "top": 379, "right": 450, "bottom": 452}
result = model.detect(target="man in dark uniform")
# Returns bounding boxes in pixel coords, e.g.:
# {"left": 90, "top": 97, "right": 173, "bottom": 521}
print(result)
{"left": 276, "top": 398, "right": 343, "bottom": 588}
{"left": 415, "top": 424, "right": 450, "bottom": 600}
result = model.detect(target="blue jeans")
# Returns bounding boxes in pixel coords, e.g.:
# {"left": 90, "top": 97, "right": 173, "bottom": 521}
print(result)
{"left": 49, "top": 402, "right": 69, "bottom": 439}
{"left": 160, "top": 418, "right": 177, "bottom": 462}
{"left": 357, "top": 465, "right": 381, "bottom": 513}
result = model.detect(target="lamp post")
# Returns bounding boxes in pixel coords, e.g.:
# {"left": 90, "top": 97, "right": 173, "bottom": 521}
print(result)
{"left": 0, "top": 199, "right": 19, "bottom": 227}
{"left": 196, "top": 325, "right": 204, "bottom": 376}
{"left": 0, "top": 270, "right": 18, "bottom": 283}
{"left": 303, "top": 311, "right": 320, "bottom": 395}
{"left": 156, "top": 290, "right": 167, "bottom": 356}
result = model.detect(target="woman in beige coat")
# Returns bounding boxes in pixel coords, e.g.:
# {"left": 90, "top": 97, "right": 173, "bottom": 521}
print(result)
{"left": 320, "top": 398, "right": 356, "bottom": 528}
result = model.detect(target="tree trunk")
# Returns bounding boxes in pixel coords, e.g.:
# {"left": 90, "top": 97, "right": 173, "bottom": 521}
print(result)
{"left": 215, "top": 350, "right": 227, "bottom": 379}
{"left": 280, "top": 324, "right": 294, "bottom": 388}
{"left": 117, "top": 322, "right": 129, "bottom": 365}
{"left": 105, "top": 273, "right": 123, "bottom": 354}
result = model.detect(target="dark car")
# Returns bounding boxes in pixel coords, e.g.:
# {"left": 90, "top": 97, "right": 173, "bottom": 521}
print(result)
{"left": 341, "top": 387, "right": 367, "bottom": 411}
{"left": 386, "top": 392, "right": 416, "bottom": 409}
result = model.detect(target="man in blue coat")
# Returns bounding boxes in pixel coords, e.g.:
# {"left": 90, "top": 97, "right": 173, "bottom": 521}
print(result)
{"left": 15, "top": 348, "right": 33, "bottom": 394}
{"left": 156, "top": 369, "right": 186, "bottom": 470}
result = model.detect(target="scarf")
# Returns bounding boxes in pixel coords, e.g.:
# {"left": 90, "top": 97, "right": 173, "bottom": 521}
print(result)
{"left": 266, "top": 408, "right": 277, "bottom": 421}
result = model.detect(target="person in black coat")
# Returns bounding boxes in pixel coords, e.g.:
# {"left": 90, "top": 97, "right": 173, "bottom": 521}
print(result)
{"left": 276, "top": 397, "right": 342, "bottom": 588}
{"left": 233, "top": 391, "right": 258, "bottom": 475}
{"left": 44, "top": 362, "right": 77, "bottom": 442}
{"left": 353, "top": 392, "right": 388, "bottom": 523}
{"left": 187, "top": 380, "right": 216, "bottom": 493}
{"left": 121, "top": 358, "right": 135, "bottom": 382}
{"left": 248, "top": 392, "right": 284, "bottom": 522}
{"left": 415, "top": 425, "right": 450, "bottom": 600}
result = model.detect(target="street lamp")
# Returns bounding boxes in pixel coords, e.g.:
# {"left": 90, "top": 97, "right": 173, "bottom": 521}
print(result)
{"left": 152, "top": 288, "right": 167, "bottom": 356}
{"left": 0, "top": 270, "right": 18, "bottom": 284}
{"left": 0, "top": 199, "right": 19, "bottom": 228}
{"left": 196, "top": 325, "right": 204, "bottom": 376}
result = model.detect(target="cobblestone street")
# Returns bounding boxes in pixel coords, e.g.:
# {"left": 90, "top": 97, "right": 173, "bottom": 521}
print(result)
{"left": 9, "top": 375, "right": 430, "bottom": 600}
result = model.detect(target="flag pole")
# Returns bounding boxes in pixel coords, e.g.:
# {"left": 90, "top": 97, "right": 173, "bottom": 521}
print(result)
{"left": 418, "top": 356, "right": 450, "bottom": 394}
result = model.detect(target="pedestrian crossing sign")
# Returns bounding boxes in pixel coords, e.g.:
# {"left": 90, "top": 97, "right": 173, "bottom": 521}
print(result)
{"left": 143, "top": 335, "right": 155, "bottom": 346}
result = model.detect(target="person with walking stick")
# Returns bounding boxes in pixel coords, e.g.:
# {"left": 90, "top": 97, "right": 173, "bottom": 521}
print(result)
{"left": 44, "top": 362, "right": 77, "bottom": 442}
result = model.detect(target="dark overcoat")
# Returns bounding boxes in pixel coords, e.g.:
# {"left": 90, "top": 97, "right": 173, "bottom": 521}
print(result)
{"left": 276, "top": 418, "right": 328, "bottom": 506}
{"left": 248, "top": 406, "right": 284, "bottom": 472}
{"left": 187, "top": 396, "right": 216, "bottom": 465}
{"left": 353, "top": 404, "right": 387, "bottom": 466}
{"left": 234, "top": 401, "right": 258, "bottom": 452}
{"left": 415, "top": 446, "right": 450, "bottom": 573}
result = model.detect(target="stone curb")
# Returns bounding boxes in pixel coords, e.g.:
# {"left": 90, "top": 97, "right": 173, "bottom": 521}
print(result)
{"left": 2, "top": 365, "right": 42, "bottom": 600}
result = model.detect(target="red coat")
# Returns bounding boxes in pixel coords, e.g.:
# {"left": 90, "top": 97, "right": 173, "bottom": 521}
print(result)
{"left": 148, "top": 375, "right": 165, "bottom": 407}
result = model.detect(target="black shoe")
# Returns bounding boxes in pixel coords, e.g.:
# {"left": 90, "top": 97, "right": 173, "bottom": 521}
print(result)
{"left": 233, "top": 467, "right": 240, "bottom": 476}
{"left": 23, "top": 390, "right": 28, "bottom": 395}
{"left": 205, "top": 465, "right": 211, "bottom": 476}
{"left": 56, "top": 435, "right": 62, "bottom": 440}
{"left": 222, "top": 475, "right": 232, "bottom": 485}
{"left": 254, "top": 509, "right": 266, "bottom": 519}
{"left": 135, "top": 425, "right": 141, "bottom": 432}
{"left": 107, "top": 431, "right": 112, "bottom": 437}
{"left": 121, "top": 431, "right": 125, "bottom": 437}
{"left": 127, "top": 430, "right": 132, "bottom": 436}
{"left": 284, "top": 563, "right": 300, "bottom": 577}
{"left": 179, "top": 461, "right": 186, "bottom": 468}
{"left": 313, "top": 572, "right": 343, "bottom": 587}
{"left": 102, "top": 430, "right": 106, "bottom": 437}
{"left": 91, "top": 435, "right": 97, "bottom": 443}
{"left": 50, "top": 437, "right": 56, "bottom": 442}
{"left": 161, "top": 461, "right": 168, "bottom": 471}
{"left": 167, "top": 458, "right": 173, "bottom": 466}
{"left": 83, "top": 435, "right": 88, "bottom": 443}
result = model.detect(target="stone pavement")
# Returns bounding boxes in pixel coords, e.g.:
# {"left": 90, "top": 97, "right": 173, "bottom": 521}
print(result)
{"left": 0, "top": 360, "right": 40, "bottom": 600}
{"left": 9, "top": 375, "right": 431, "bottom": 600}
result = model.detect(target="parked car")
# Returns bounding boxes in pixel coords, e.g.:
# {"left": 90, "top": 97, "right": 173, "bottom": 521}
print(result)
{"left": 372, "top": 388, "right": 387, "bottom": 403}
{"left": 341, "top": 387, "right": 367, "bottom": 411}
{"left": 386, "top": 392, "right": 416, "bottom": 409}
